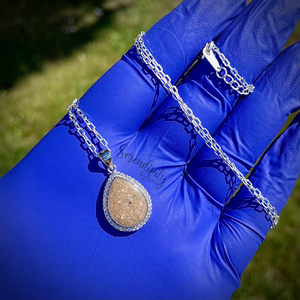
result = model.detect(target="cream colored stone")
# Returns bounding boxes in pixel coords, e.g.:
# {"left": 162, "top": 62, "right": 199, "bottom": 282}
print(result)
{"left": 108, "top": 177, "right": 148, "bottom": 227}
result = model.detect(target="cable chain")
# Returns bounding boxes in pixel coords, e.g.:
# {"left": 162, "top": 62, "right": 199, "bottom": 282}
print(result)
{"left": 67, "top": 99, "right": 110, "bottom": 156}
{"left": 134, "top": 31, "right": 279, "bottom": 228}
{"left": 204, "top": 41, "right": 255, "bottom": 95}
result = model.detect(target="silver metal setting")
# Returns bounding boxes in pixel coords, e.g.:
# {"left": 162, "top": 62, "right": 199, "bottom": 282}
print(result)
{"left": 103, "top": 171, "right": 152, "bottom": 232}
{"left": 134, "top": 31, "right": 278, "bottom": 228}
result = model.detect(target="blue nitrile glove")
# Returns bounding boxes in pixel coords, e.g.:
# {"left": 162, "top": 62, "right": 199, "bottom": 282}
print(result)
{"left": 0, "top": 0, "right": 299, "bottom": 299}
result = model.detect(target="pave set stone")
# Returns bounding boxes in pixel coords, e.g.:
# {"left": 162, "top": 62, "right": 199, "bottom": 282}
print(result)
{"left": 103, "top": 171, "right": 152, "bottom": 232}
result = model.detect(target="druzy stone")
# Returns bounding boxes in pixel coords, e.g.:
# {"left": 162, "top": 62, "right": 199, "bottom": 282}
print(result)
{"left": 103, "top": 171, "right": 152, "bottom": 232}
{"left": 108, "top": 178, "right": 148, "bottom": 227}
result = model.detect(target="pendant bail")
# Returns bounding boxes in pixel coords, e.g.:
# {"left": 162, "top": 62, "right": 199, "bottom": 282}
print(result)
{"left": 98, "top": 149, "right": 114, "bottom": 169}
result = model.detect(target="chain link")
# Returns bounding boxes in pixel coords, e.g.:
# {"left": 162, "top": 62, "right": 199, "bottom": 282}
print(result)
{"left": 67, "top": 99, "right": 110, "bottom": 156}
{"left": 204, "top": 41, "right": 255, "bottom": 95}
{"left": 134, "top": 31, "right": 278, "bottom": 228}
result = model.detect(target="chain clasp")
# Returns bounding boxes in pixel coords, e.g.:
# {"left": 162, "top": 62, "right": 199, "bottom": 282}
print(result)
{"left": 202, "top": 42, "right": 221, "bottom": 72}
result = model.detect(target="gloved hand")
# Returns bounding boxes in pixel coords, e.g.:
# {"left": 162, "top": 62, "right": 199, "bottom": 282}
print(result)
{"left": 0, "top": 0, "right": 299, "bottom": 299}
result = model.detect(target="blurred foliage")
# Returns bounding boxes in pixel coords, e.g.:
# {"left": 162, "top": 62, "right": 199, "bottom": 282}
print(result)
{"left": 0, "top": 0, "right": 299, "bottom": 299}
{"left": 0, "top": 0, "right": 136, "bottom": 89}
{"left": 0, "top": 0, "right": 180, "bottom": 176}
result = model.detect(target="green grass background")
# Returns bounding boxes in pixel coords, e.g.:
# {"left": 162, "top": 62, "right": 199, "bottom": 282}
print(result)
{"left": 0, "top": 0, "right": 299, "bottom": 299}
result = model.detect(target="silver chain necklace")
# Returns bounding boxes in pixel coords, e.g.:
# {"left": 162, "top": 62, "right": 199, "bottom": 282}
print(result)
{"left": 68, "top": 100, "right": 152, "bottom": 232}
{"left": 68, "top": 32, "right": 279, "bottom": 230}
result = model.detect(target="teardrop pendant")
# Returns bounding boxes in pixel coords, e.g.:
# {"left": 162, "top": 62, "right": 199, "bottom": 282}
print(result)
{"left": 103, "top": 171, "right": 152, "bottom": 232}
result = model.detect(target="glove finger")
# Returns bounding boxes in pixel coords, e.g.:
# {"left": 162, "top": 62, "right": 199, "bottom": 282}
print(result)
{"left": 75, "top": 0, "right": 246, "bottom": 143}
{"left": 213, "top": 113, "right": 300, "bottom": 279}
{"left": 184, "top": 0, "right": 300, "bottom": 110}
{"left": 187, "top": 42, "right": 300, "bottom": 207}
{"left": 127, "top": 0, "right": 299, "bottom": 172}
{"left": 133, "top": 0, "right": 247, "bottom": 84}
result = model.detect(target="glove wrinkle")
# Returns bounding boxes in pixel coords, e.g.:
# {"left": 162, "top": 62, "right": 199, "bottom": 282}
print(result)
{"left": 184, "top": 74, "right": 233, "bottom": 113}
{"left": 223, "top": 113, "right": 300, "bottom": 238}
{"left": 212, "top": 222, "right": 242, "bottom": 280}
{"left": 217, "top": 211, "right": 265, "bottom": 278}
{"left": 221, "top": 209, "right": 266, "bottom": 242}
{"left": 185, "top": 172, "right": 224, "bottom": 210}
{"left": 209, "top": 228, "right": 241, "bottom": 299}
